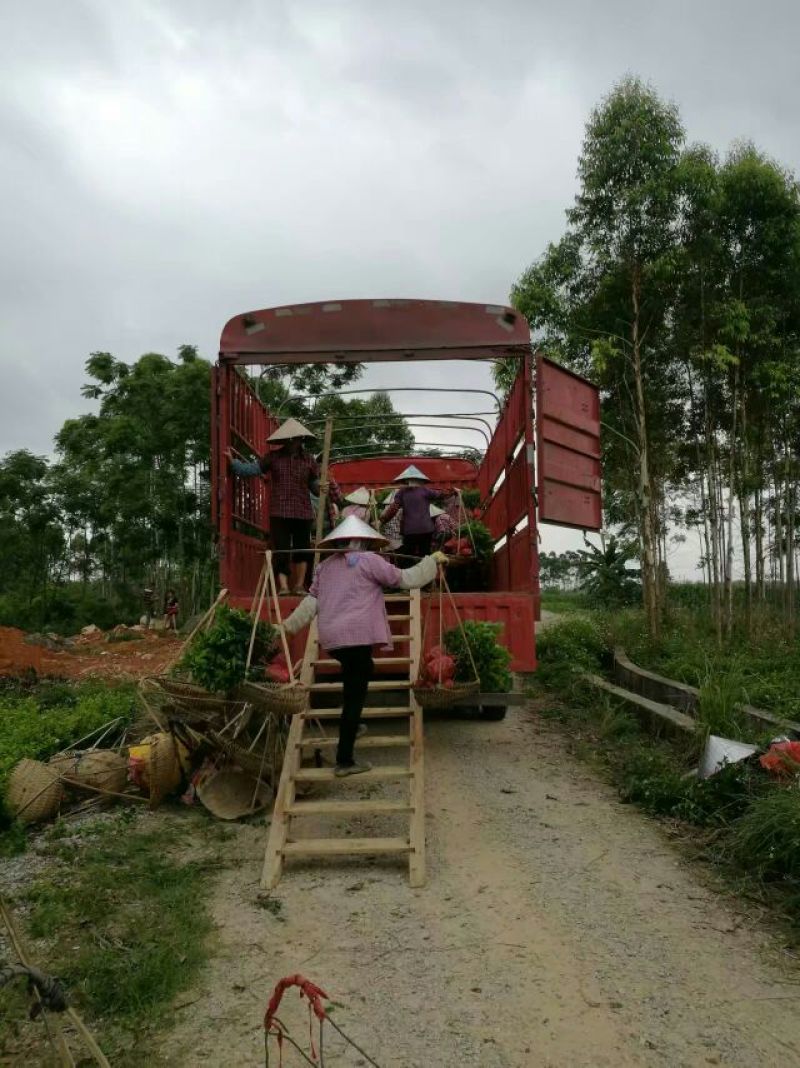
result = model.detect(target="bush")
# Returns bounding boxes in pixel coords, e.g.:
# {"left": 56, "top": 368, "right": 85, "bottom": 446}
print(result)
{"left": 680, "top": 758, "right": 771, "bottom": 827}
{"left": 535, "top": 616, "right": 609, "bottom": 691}
{"left": 725, "top": 788, "right": 800, "bottom": 882}
{"left": 444, "top": 620, "right": 512, "bottom": 692}
{"left": 617, "top": 747, "right": 692, "bottom": 816}
{"left": 178, "top": 605, "right": 277, "bottom": 694}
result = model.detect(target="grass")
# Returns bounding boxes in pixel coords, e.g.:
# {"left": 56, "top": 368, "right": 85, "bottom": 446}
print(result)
{"left": 540, "top": 588, "right": 590, "bottom": 614}
{"left": 0, "top": 810, "right": 230, "bottom": 1065}
{"left": 0, "top": 679, "right": 137, "bottom": 852}
{"left": 531, "top": 601, "right": 800, "bottom": 937}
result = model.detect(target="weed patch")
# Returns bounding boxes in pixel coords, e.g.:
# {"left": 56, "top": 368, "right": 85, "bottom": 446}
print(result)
{"left": 0, "top": 680, "right": 137, "bottom": 849}
{"left": 0, "top": 811, "right": 222, "bottom": 1065}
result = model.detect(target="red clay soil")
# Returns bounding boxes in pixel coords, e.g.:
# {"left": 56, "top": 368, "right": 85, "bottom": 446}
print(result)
{"left": 0, "top": 626, "right": 182, "bottom": 681}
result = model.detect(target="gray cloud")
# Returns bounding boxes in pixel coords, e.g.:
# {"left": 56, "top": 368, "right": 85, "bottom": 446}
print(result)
{"left": 1, "top": 0, "right": 797, "bottom": 577}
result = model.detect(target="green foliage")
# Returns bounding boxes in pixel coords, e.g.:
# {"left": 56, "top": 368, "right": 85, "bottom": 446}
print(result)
{"left": 577, "top": 535, "right": 641, "bottom": 607}
{"left": 609, "top": 594, "right": 800, "bottom": 724}
{"left": 458, "top": 520, "right": 493, "bottom": 560}
{"left": 696, "top": 660, "right": 756, "bottom": 741}
{"left": 534, "top": 616, "right": 608, "bottom": 690}
{"left": 0, "top": 682, "right": 136, "bottom": 797}
{"left": 618, "top": 748, "right": 692, "bottom": 816}
{"left": 539, "top": 550, "right": 581, "bottom": 591}
{"left": 725, "top": 789, "right": 800, "bottom": 882}
{"left": 459, "top": 488, "right": 481, "bottom": 510}
{"left": 0, "top": 345, "right": 216, "bottom": 634}
{"left": 179, "top": 604, "right": 277, "bottom": 693}
{"left": 682, "top": 759, "right": 771, "bottom": 827}
{"left": 539, "top": 589, "right": 589, "bottom": 614}
{"left": 0, "top": 681, "right": 136, "bottom": 847}
{"left": 444, "top": 620, "right": 512, "bottom": 692}
{"left": 2, "top": 814, "right": 217, "bottom": 1061}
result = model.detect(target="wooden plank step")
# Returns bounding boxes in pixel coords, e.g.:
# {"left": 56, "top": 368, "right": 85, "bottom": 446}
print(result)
{"left": 284, "top": 837, "right": 411, "bottom": 856}
{"left": 314, "top": 657, "right": 412, "bottom": 668}
{"left": 294, "top": 765, "right": 411, "bottom": 783}
{"left": 310, "top": 680, "right": 412, "bottom": 692}
{"left": 299, "top": 735, "right": 409, "bottom": 750}
{"left": 306, "top": 707, "right": 411, "bottom": 720}
{"left": 287, "top": 799, "right": 412, "bottom": 816}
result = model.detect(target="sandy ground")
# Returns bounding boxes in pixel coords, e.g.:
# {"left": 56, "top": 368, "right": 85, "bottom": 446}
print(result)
{"left": 156, "top": 703, "right": 800, "bottom": 1068}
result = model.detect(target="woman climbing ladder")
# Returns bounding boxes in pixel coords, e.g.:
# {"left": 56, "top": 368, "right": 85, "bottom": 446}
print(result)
{"left": 283, "top": 515, "right": 447, "bottom": 776}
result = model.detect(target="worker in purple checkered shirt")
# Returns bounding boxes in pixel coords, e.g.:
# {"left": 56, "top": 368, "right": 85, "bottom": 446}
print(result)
{"left": 285, "top": 515, "right": 447, "bottom": 777}
{"left": 228, "top": 417, "right": 328, "bottom": 596}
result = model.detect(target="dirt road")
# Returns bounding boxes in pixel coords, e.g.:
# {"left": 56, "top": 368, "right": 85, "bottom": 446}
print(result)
{"left": 162, "top": 705, "right": 800, "bottom": 1067}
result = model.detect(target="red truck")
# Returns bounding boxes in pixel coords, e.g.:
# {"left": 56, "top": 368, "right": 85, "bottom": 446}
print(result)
{"left": 211, "top": 299, "right": 601, "bottom": 697}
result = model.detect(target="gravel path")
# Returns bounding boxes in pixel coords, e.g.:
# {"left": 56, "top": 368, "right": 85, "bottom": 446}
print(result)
{"left": 161, "top": 704, "right": 800, "bottom": 1067}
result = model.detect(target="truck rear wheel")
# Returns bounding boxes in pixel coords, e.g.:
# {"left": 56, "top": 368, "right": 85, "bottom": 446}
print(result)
{"left": 479, "top": 705, "right": 507, "bottom": 721}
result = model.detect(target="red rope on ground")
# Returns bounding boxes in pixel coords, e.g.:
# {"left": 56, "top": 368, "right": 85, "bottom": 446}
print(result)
{"left": 265, "top": 974, "right": 329, "bottom": 1031}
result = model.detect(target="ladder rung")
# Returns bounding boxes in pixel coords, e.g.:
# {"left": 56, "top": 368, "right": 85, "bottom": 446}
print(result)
{"left": 310, "top": 680, "right": 412, "bottom": 692}
{"left": 387, "top": 614, "right": 411, "bottom": 622}
{"left": 383, "top": 594, "right": 410, "bottom": 602}
{"left": 287, "top": 800, "right": 412, "bottom": 816}
{"left": 313, "top": 657, "right": 412, "bottom": 668}
{"left": 298, "top": 735, "right": 408, "bottom": 750}
{"left": 284, "top": 837, "right": 412, "bottom": 856}
{"left": 294, "top": 765, "right": 411, "bottom": 783}
{"left": 306, "top": 707, "right": 411, "bottom": 719}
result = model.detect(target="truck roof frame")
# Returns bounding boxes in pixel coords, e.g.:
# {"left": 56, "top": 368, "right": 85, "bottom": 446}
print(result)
{"left": 219, "top": 298, "right": 531, "bottom": 365}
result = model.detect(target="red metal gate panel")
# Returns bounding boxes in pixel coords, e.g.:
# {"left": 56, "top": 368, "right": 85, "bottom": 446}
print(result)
{"left": 536, "top": 355, "right": 602, "bottom": 530}
{"left": 211, "top": 364, "right": 278, "bottom": 596}
{"left": 476, "top": 354, "right": 539, "bottom": 613}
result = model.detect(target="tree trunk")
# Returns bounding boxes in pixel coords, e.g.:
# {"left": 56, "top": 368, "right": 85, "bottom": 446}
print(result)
{"left": 631, "top": 263, "right": 659, "bottom": 637}
{"left": 738, "top": 393, "right": 752, "bottom": 637}
{"left": 725, "top": 366, "right": 738, "bottom": 638}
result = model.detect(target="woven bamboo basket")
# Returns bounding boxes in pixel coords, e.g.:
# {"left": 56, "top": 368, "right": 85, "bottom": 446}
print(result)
{"left": 207, "top": 721, "right": 288, "bottom": 788}
{"left": 7, "top": 759, "right": 64, "bottom": 824}
{"left": 141, "top": 676, "right": 247, "bottom": 726}
{"left": 237, "top": 680, "right": 308, "bottom": 716}
{"left": 147, "top": 732, "right": 184, "bottom": 808}
{"left": 49, "top": 750, "right": 129, "bottom": 794}
{"left": 74, "top": 750, "right": 129, "bottom": 793}
{"left": 413, "top": 679, "right": 480, "bottom": 709}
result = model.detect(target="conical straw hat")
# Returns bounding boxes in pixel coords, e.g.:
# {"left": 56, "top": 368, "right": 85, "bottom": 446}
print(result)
{"left": 319, "top": 514, "right": 388, "bottom": 547}
{"left": 267, "top": 417, "right": 315, "bottom": 442}
{"left": 429, "top": 504, "right": 445, "bottom": 517}
{"left": 344, "top": 486, "right": 371, "bottom": 506}
{"left": 196, "top": 767, "right": 272, "bottom": 820}
{"left": 394, "top": 464, "right": 429, "bottom": 482}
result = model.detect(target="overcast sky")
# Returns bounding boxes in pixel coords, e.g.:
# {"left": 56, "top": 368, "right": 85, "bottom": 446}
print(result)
{"left": 2, "top": 0, "right": 798, "bottom": 576}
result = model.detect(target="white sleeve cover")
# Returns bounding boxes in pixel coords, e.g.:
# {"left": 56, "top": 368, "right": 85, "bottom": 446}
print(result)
{"left": 283, "top": 596, "right": 318, "bottom": 635}
{"left": 397, "top": 555, "right": 438, "bottom": 589}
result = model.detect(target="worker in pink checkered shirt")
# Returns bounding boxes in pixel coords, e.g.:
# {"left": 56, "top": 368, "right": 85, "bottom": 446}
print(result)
{"left": 228, "top": 417, "right": 321, "bottom": 596}
{"left": 285, "top": 515, "right": 447, "bottom": 776}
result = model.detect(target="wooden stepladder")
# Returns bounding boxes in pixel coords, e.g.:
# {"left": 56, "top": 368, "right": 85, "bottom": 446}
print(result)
{"left": 262, "top": 589, "right": 426, "bottom": 889}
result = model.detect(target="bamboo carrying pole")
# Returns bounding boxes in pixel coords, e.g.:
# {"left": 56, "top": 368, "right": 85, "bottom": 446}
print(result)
{"left": 0, "top": 896, "right": 111, "bottom": 1068}
{"left": 312, "top": 416, "right": 334, "bottom": 572}
{"left": 245, "top": 556, "right": 269, "bottom": 678}
{"left": 167, "top": 587, "right": 229, "bottom": 671}
{"left": 266, "top": 551, "right": 297, "bottom": 684}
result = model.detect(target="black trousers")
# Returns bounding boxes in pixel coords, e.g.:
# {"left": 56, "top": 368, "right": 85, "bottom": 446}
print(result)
{"left": 270, "top": 516, "right": 312, "bottom": 577}
{"left": 401, "top": 532, "right": 433, "bottom": 561}
{"left": 329, "top": 645, "right": 374, "bottom": 766}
